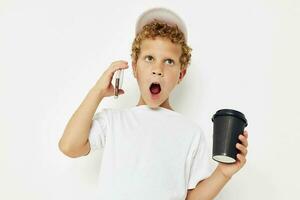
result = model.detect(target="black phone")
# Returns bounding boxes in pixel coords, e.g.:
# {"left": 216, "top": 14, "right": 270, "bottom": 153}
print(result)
{"left": 114, "top": 69, "right": 124, "bottom": 99}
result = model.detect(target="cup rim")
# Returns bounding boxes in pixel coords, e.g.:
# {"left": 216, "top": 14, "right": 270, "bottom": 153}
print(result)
{"left": 211, "top": 109, "right": 248, "bottom": 126}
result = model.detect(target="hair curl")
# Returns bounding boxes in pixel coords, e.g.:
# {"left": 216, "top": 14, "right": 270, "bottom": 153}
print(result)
{"left": 131, "top": 20, "right": 192, "bottom": 70}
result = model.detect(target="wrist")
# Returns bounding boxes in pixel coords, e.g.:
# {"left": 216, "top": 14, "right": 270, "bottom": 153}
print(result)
{"left": 90, "top": 86, "right": 103, "bottom": 96}
{"left": 216, "top": 165, "right": 232, "bottom": 181}
{"left": 90, "top": 86, "right": 105, "bottom": 98}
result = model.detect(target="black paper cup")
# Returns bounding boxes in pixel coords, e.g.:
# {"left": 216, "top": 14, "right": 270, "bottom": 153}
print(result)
{"left": 211, "top": 109, "right": 248, "bottom": 163}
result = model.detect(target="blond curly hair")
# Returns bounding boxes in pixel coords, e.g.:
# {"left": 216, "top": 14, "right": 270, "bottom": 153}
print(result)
{"left": 131, "top": 20, "right": 192, "bottom": 70}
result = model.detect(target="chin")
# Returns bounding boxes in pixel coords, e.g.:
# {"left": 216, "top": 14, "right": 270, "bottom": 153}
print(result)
{"left": 140, "top": 88, "right": 169, "bottom": 109}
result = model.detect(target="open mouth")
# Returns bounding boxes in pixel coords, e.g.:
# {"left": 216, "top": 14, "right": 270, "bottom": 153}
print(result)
{"left": 149, "top": 82, "right": 161, "bottom": 95}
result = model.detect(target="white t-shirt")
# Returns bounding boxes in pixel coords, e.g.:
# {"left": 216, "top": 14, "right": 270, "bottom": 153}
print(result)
{"left": 88, "top": 105, "right": 212, "bottom": 200}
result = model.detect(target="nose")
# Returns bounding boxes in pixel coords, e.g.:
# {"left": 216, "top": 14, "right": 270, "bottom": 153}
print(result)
{"left": 151, "top": 66, "right": 164, "bottom": 77}
{"left": 152, "top": 71, "right": 164, "bottom": 77}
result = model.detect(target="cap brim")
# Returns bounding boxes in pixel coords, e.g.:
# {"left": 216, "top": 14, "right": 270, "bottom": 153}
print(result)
{"left": 135, "top": 7, "right": 188, "bottom": 42}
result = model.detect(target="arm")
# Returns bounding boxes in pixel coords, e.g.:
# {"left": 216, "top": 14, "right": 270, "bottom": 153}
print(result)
{"left": 58, "top": 87, "right": 105, "bottom": 158}
{"left": 58, "top": 60, "right": 129, "bottom": 158}
{"left": 185, "top": 166, "right": 231, "bottom": 200}
{"left": 186, "top": 130, "right": 249, "bottom": 200}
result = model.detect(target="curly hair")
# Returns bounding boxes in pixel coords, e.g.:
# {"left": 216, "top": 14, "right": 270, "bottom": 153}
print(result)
{"left": 131, "top": 20, "right": 192, "bottom": 70}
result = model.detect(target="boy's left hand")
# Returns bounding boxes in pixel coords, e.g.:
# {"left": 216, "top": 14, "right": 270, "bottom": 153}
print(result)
{"left": 217, "top": 130, "right": 249, "bottom": 179}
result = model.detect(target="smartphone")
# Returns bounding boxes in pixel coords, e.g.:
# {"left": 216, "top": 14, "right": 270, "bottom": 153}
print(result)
{"left": 114, "top": 69, "right": 124, "bottom": 99}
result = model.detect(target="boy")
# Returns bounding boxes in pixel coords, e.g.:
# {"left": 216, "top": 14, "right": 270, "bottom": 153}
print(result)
{"left": 58, "top": 7, "right": 249, "bottom": 200}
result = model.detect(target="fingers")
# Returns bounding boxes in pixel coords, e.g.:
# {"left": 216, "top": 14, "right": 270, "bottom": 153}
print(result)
{"left": 102, "top": 60, "right": 128, "bottom": 87}
{"left": 118, "top": 89, "right": 125, "bottom": 95}
{"left": 236, "top": 130, "right": 249, "bottom": 156}
{"left": 237, "top": 153, "right": 247, "bottom": 165}
{"left": 94, "top": 60, "right": 129, "bottom": 97}
{"left": 106, "top": 60, "right": 129, "bottom": 75}
{"left": 239, "top": 130, "right": 248, "bottom": 147}
{"left": 243, "top": 130, "right": 249, "bottom": 138}
{"left": 236, "top": 143, "right": 247, "bottom": 156}
{"left": 232, "top": 130, "right": 248, "bottom": 167}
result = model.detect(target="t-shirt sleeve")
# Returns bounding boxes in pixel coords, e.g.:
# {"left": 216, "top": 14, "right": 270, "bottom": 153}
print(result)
{"left": 187, "top": 128, "right": 213, "bottom": 190}
{"left": 87, "top": 108, "right": 109, "bottom": 152}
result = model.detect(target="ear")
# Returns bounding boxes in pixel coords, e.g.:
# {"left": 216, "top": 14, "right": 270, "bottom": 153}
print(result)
{"left": 178, "top": 67, "right": 187, "bottom": 84}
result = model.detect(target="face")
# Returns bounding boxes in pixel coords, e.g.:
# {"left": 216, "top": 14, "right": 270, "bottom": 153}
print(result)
{"left": 132, "top": 36, "right": 187, "bottom": 109}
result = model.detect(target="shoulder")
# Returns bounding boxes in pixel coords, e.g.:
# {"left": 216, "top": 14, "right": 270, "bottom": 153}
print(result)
{"left": 93, "top": 107, "right": 131, "bottom": 120}
{"left": 93, "top": 107, "right": 120, "bottom": 123}
{"left": 93, "top": 107, "right": 111, "bottom": 119}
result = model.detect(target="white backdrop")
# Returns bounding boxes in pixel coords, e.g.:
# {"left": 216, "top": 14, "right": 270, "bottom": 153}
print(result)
{"left": 1, "top": 0, "right": 299, "bottom": 199}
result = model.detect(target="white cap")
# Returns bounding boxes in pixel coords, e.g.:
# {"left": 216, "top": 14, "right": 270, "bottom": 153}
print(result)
{"left": 135, "top": 7, "right": 188, "bottom": 42}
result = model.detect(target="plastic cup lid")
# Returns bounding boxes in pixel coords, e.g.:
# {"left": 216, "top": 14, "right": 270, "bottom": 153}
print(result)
{"left": 212, "top": 109, "right": 248, "bottom": 126}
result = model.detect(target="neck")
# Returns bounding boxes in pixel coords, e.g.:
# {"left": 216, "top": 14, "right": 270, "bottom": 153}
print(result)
{"left": 136, "top": 96, "right": 174, "bottom": 111}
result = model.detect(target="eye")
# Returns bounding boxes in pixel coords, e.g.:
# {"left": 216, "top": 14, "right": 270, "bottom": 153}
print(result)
{"left": 145, "top": 55, "right": 154, "bottom": 62}
{"left": 165, "top": 59, "right": 175, "bottom": 65}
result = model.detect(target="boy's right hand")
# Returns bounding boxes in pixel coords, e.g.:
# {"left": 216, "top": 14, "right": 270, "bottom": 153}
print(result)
{"left": 93, "top": 60, "right": 129, "bottom": 97}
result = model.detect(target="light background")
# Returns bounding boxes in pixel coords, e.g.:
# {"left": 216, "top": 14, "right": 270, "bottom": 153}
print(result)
{"left": 1, "top": 0, "right": 299, "bottom": 199}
